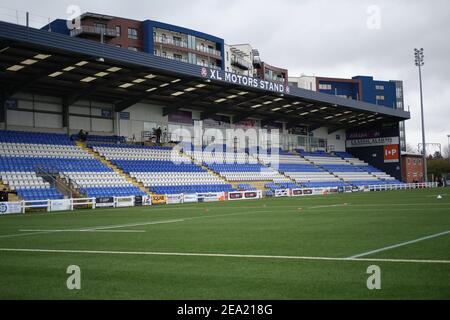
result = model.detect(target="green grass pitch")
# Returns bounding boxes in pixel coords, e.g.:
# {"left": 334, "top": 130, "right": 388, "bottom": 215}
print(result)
{"left": 0, "top": 188, "right": 449, "bottom": 299}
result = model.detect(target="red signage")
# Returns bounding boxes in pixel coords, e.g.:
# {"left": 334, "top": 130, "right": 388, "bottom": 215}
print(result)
{"left": 384, "top": 144, "right": 399, "bottom": 163}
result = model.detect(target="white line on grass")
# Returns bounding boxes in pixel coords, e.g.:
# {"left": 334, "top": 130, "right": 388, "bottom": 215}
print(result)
{"left": 19, "top": 229, "right": 146, "bottom": 233}
{"left": 307, "top": 203, "right": 350, "bottom": 209}
{"left": 0, "top": 219, "right": 185, "bottom": 239}
{"left": 78, "top": 219, "right": 185, "bottom": 231}
{"left": 347, "top": 230, "right": 450, "bottom": 259}
{"left": 0, "top": 247, "right": 449, "bottom": 264}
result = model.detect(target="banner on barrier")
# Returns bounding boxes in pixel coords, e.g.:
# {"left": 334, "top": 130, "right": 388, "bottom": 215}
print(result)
{"left": 228, "top": 192, "right": 243, "bottom": 200}
{"left": 95, "top": 196, "right": 115, "bottom": 208}
{"left": 197, "top": 192, "right": 225, "bottom": 202}
{"left": 183, "top": 193, "right": 198, "bottom": 203}
{"left": 0, "top": 202, "right": 22, "bottom": 215}
{"left": 49, "top": 199, "right": 71, "bottom": 212}
{"left": 134, "top": 196, "right": 143, "bottom": 206}
{"left": 291, "top": 189, "right": 303, "bottom": 197}
{"left": 151, "top": 194, "right": 167, "bottom": 205}
{"left": 115, "top": 196, "right": 134, "bottom": 207}
{"left": 228, "top": 191, "right": 262, "bottom": 200}
{"left": 274, "top": 189, "right": 289, "bottom": 197}
{"left": 142, "top": 195, "right": 152, "bottom": 206}
{"left": 166, "top": 194, "right": 183, "bottom": 204}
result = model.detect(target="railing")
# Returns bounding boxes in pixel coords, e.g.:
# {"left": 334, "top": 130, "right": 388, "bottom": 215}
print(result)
{"left": 35, "top": 165, "right": 73, "bottom": 198}
{"left": 153, "top": 36, "right": 221, "bottom": 57}
{"left": 196, "top": 61, "right": 221, "bottom": 70}
{"left": 195, "top": 45, "right": 221, "bottom": 57}
{"left": 231, "top": 56, "right": 252, "bottom": 70}
{"left": 153, "top": 35, "right": 188, "bottom": 48}
{"left": 70, "top": 25, "right": 118, "bottom": 38}
{"left": 154, "top": 52, "right": 189, "bottom": 63}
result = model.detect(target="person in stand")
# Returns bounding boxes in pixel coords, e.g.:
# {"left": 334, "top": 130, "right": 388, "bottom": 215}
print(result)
{"left": 78, "top": 129, "right": 86, "bottom": 142}
{"left": 155, "top": 126, "right": 162, "bottom": 145}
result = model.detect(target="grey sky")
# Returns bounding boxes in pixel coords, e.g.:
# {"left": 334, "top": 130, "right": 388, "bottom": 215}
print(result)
{"left": 1, "top": 0, "right": 449, "bottom": 153}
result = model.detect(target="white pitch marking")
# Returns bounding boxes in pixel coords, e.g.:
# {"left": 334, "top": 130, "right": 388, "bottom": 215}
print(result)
{"left": 307, "top": 203, "right": 350, "bottom": 209}
{"left": 348, "top": 230, "right": 450, "bottom": 259}
{"left": 0, "top": 247, "right": 449, "bottom": 264}
{"left": 19, "top": 229, "right": 146, "bottom": 233}
{"left": 78, "top": 219, "right": 185, "bottom": 231}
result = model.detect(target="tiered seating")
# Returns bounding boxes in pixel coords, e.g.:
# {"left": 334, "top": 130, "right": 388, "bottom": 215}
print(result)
{"left": 91, "top": 144, "right": 233, "bottom": 194}
{"left": 0, "top": 172, "right": 51, "bottom": 190}
{"left": 258, "top": 150, "right": 342, "bottom": 187}
{"left": 334, "top": 151, "right": 402, "bottom": 184}
{"left": 0, "top": 130, "right": 144, "bottom": 200}
{"left": 334, "top": 151, "right": 368, "bottom": 166}
{"left": 205, "top": 161, "right": 287, "bottom": 182}
{"left": 236, "top": 184, "right": 257, "bottom": 191}
{"left": 321, "top": 165, "right": 379, "bottom": 182}
{"left": 188, "top": 146, "right": 289, "bottom": 182}
{"left": 71, "top": 134, "right": 126, "bottom": 144}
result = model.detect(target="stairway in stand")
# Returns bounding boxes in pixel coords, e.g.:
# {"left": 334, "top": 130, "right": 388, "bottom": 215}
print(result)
{"left": 76, "top": 141, "right": 152, "bottom": 197}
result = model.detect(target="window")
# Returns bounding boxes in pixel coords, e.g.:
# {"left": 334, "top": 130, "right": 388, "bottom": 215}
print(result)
{"left": 162, "top": 51, "right": 167, "bottom": 57}
{"left": 413, "top": 159, "right": 417, "bottom": 165}
{"left": 128, "top": 28, "right": 138, "bottom": 40}
{"left": 128, "top": 46, "right": 138, "bottom": 51}
{"left": 153, "top": 49, "right": 157, "bottom": 55}
{"left": 375, "top": 85, "right": 384, "bottom": 90}
{"left": 115, "top": 26, "right": 121, "bottom": 37}
{"left": 173, "top": 36, "right": 182, "bottom": 44}
{"left": 319, "top": 83, "right": 332, "bottom": 90}
{"left": 376, "top": 95, "right": 385, "bottom": 101}
{"left": 115, "top": 44, "right": 122, "bottom": 48}
{"left": 173, "top": 54, "right": 183, "bottom": 61}
{"left": 336, "top": 134, "right": 341, "bottom": 140}
{"left": 94, "top": 23, "right": 106, "bottom": 31}
{"left": 418, "top": 159, "right": 422, "bottom": 165}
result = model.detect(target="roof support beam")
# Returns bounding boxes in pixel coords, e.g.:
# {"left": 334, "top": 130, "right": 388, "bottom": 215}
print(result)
{"left": 62, "top": 96, "right": 69, "bottom": 131}
{"left": 4, "top": 57, "right": 81, "bottom": 99}
{"left": 115, "top": 77, "right": 195, "bottom": 112}
{"left": 66, "top": 68, "right": 139, "bottom": 106}
{"left": 163, "top": 87, "right": 224, "bottom": 117}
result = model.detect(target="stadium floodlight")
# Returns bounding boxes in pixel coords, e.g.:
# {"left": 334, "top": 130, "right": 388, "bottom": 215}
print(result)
{"left": 447, "top": 134, "right": 450, "bottom": 163}
{"left": 414, "top": 48, "right": 427, "bottom": 182}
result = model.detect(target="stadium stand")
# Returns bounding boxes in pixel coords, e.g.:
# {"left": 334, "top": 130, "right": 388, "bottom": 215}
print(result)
{"left": 187, "top": 147, "right": 290, "bottom": 182}
{"left": 258, "top": 151, "right": 344, "bottom": 188}
{"left": 0, "top": 130, "right": 144, "bottom": 200}
{"left": 0, "top": 130, "right": 405, "bottom": 201}
{"left": 90, "top": 143, "right": 234, "bottom": 194}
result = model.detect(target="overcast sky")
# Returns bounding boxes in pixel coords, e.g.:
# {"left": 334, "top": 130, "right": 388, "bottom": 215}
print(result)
{"left": 1, "top": 0, "right": 449, "bottom": 154}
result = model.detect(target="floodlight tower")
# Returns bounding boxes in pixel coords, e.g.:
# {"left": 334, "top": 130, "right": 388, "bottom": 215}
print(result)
{"left": 414, "top": 48, "right": 427, "bottom": 182}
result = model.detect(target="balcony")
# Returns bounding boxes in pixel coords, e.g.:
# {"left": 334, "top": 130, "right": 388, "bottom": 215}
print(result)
{"left": 253, "top": 55, "right": 262, "bottom": 68}
{"left": 70, "top": 25, "right": 118, "bottom": 38}
{"left": 153, "top": 36, "right": 188, "bottom": 48}
{"left": 195, "top": 45, "right": 222, "bottom": 58}
{"left": 197, "top": 61, "right": 221, "bottom": 70}
{"left": 153, "top": 36, "right": 222, "bottom": 58}
{"left": 231, "top": 56, "right": 252, "bottom": 70}
{"left": 154, "top": 52, "right": 189, "bottom": 64}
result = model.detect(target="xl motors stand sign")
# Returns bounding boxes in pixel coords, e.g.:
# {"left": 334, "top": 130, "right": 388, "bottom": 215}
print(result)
{"left": 383, "top": 144, "right": 399, "bottom": 163}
